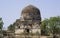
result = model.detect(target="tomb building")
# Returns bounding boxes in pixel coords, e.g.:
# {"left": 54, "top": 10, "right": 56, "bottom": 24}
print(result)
{"left": 15, "top": 5, "right": 41, "bottom": 35}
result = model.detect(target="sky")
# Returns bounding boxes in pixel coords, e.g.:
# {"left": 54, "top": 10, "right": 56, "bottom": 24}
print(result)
{"left": 0, "top": 0, "right": 60, "bottom": 29}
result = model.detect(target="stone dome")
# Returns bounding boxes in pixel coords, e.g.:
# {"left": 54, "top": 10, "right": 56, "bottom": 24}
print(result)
{"left": 21, "top": 5, "right": 41, "bottom": 20}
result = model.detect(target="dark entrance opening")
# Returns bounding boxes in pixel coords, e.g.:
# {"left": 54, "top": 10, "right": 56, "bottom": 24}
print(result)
{"left": 26, "top": 29, "right": 29, "bottom": 33}
{"left": 25, "top": 28, "right": 29, "bottom": 33}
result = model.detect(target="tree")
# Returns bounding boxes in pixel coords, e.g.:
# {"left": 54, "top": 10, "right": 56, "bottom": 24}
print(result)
{"left": 49, "top": 16, "right": 60, "bottom": 38}
{"left": 0, "top": 17, "right": 3, "bottom": 30}
{"left": 8, "top": 24, "right": 15, "bottom": 32}
{"left": 41, "top": 19, "right": 50, "bottom": 36}
{"left": 41, "top": 16, "right": 60, "bottom": 38}
{"left": 0, "top": 17, "right": 3, "bottom": 38}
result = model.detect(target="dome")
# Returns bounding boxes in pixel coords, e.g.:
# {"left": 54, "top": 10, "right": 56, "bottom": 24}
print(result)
{"left": 21, "top": 5, "right": 41, "bottom": 20}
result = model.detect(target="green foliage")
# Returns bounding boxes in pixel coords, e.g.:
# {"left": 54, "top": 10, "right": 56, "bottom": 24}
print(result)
{"left": 41, "top": 16, "right": 60, "bottom": 36}
{"left": 0, "top": 17, "right": 3, "bottom": 37}
{"left": 8, "top": 24, "right": 15, "bottom": 32}
{"left": 49, "top": 16, "right": 60, "bottom": 34}
{"left": 0, "top": 17, "right": 3, "bottom": 29}
{"left": 41, "top": 19, "right": 50, "bottom": 35}
{"left": 41, "top": 19, "right": 49, "bottom": 30}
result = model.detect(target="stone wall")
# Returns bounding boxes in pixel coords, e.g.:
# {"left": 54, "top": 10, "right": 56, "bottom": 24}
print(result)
{"left": 15, "top": 35, "right": 53, "bottom": 38}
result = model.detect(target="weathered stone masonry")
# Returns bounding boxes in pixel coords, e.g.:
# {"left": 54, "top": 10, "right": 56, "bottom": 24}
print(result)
{"left": 14, "top": 5, "right": 41, "bottom": 37}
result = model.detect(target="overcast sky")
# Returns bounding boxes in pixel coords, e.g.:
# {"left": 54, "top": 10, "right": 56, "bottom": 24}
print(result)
{"left": 0, "top": 0, "right": 60, "bottom": 29}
